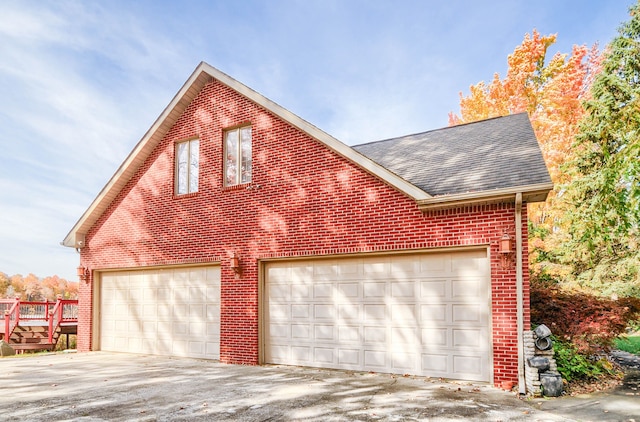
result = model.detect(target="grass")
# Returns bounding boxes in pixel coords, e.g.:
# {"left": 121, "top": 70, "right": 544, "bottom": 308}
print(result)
{"left": 614, "top": 335, "right": 640, "bottom": 355}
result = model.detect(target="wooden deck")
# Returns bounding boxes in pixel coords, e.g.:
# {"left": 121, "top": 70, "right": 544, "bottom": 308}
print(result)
{"left": 1, "top": 298, "right": 78, "bottom": 352}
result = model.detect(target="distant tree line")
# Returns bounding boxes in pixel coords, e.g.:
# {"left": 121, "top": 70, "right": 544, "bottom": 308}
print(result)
{"left": 0, "top": 272, "right": 78, "bottom": 301}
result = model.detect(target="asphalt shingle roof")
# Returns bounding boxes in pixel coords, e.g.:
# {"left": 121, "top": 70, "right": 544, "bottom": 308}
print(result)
{"left": 352, "top": 113, "right": 552, "bottom": 197}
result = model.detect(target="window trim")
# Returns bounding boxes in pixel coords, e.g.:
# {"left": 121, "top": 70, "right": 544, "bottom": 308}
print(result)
{"left": 174, "top": 137, "right": 200, "bottom": 196}
{"left": 224, "top": 125, "right": 252, "bottom": 187}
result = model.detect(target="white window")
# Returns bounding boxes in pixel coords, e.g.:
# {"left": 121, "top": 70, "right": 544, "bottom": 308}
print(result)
{"left": 225, "top": 126, "right": 252, "bottom": 186}
{"left": 175, "top": 139, "right": 199, "bottom": 195}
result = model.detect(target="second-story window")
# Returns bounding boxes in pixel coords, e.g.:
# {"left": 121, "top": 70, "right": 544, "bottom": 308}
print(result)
{"left": 175, "top": 139, "right": 199, "bottom": 195}
{"left": 224, "top": 126, "right": 252, "bottom": 186}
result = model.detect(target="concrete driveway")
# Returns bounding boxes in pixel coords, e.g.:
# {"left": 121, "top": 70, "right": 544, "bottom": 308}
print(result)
{"left": 0, "top": 351, "right": 583, "bottom": 421}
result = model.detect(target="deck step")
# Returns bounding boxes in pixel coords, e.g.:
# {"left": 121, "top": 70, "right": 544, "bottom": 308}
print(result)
{"left": 11, "top": 343, "right": 55, "bottom": 351}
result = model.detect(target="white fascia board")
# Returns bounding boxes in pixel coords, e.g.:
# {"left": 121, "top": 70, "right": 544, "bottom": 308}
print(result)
{"left": 417, "top": 182, "right": 554, "bottom": 211}
{"left": 62, "top": 62, "right": 431, "bottom": 248}
{"left": 62, "top": 65, "right": 213, "bottom": 247}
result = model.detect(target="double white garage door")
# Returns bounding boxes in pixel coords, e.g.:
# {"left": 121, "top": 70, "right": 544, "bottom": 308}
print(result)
{"left": 264, "top": 250, "right": 491, "bottom": 382}
{"left": 98, "top": 250, "right": 490, "bottom": 381}
{"left": 100, "top": 266, "right": 221, "bottom": 360}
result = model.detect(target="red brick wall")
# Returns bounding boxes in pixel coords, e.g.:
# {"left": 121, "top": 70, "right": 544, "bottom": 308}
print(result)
{"left": 77, "top": 79, "right": 531, "bottom": 385}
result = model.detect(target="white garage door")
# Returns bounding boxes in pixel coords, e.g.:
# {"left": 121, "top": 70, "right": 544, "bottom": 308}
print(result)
{"left": 265, "top": 250, "right": 491, "bottom": 381}
{"left": 100, "top": 266, "right": 220, "bottom": 360}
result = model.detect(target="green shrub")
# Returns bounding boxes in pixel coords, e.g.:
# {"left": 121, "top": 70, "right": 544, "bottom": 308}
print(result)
{"left": 54, "top": 335, "right": 77, "bottom": 351}
{"left": 553, "top": 340, "right": 615, "bottom": 381}
{"left": 614, "top": 336, "right": 640, "bottom": 355}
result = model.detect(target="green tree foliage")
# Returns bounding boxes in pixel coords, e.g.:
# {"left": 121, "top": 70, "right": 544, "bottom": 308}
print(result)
{"left": 561, "top": 1, "right": 640, "bottom": 296}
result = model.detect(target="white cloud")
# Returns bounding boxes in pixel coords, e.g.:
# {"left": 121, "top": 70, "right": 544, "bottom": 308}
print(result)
{"left": 0, "top": 1, "right": 189, "bottom": 279}
{"left": 0, "top": 0, "right": 629, "bottom": 281}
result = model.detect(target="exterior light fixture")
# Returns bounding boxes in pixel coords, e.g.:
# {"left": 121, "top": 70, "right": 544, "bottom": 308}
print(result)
{"left": 77, "top": 266, "right": 90, "bottom": 283}
{"left": 231, "top": 255, "right": 241, "bottom": 275}
{"left": 499, "top": 233, "right": 514, "bottom": 268}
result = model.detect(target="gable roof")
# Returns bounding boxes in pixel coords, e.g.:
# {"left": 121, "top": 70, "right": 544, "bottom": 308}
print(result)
{"left": 62, "top": 62, "right": 553, "bottom": 248}
{"left": 353, "top": 113, "right": 553, "bottom": 210}
{"left": 62, "top": 62, "right": 430, "bottom": 248}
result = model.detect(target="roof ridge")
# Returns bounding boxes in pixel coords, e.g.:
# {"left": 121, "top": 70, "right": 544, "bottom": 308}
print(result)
{"left": 354, "top": 112, "right": 529, "bottom": 148}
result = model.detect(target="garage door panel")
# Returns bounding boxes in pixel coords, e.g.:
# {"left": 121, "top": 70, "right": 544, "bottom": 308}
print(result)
{"left": 291, "top": 284, "right": 310, "bottom": 299}
{"left": 189, "top": 304, "right": 205, "bottom": 318}
{"left": 291, "top": 304, "right": 310, "bottom": 319}
{"left": 363, "top": 282, "right": 386, "bottom": 298}
{"left": 391, "top": 257, "right": 418, "bottom": 274}
{"left": 338, "top": 262, "right": 359, "bottom": 277}
{"left": 269, "top": 303, "right": 289, "bottom": 319}
{"left": 452, "top": 304, "right": 483, "bottom": 323}
{"left": 391, "top": 326, "right": 419, "bottom": 345}
{"left": 420, "top": 304, "right": 447, "bottom": 322}
{"left": 206, "top": 304, "right": 220, "bottom": 319}
{"left": 265, "top": 251, "right": 491, "bottom": 382}
{"left": 291, "top": 345, "right": 310, "bottom": 361}
{"left": 420, "top": 280, "right": 447, "bottom": 298}
{"left": 453, "top": 328, "right": 483, "bottom": 348}
{"left": 291, "top": 323, "right": 310, "bottom": 339}
{"left": 313, "top": 283, "right": 333, "bottom": 298}
{"left": 338, "top": 305, "right": 360, "bottom": 320}
{"left": 422, "top": 353, "right": 448, "bottom": 373}
{"left": 421, "top": 328, "right": 448, "bottom": 347}
{"left": 314, "top": 304, "right": 334, "bottom": 319}
{"left": 269, "top": 283, "right": 289, "bottom": 299}
{"left": 337, "top": 283, "right": 359, "bottom": 299}
{"left": 391, "top": 304, "right": 417, "bottom": 322}
{"left": 392, "top": 351, "right": 417, "bottom": 371}
{"left": 453, "top": 354, "right": 484, "bottom": 378}
{"left": 338, "top": 325, "right": 360, "bottom": 342}
{"left": 338, "top": 348, "right": 360, "bottom": 365}
{"left": 314, "top": 347, "right": 334, "bottom": 363}
{"left": 363, "top": 304, "right": 386, "bottom": 321}
{"left": 420, "top": 255, "right": 449, "bottom": 273}
{"left": 314, "top": 262, "right": 338, "bottom": 278}
{"left": 364, "top": 349, "right": 386, "bottom": 368}
{"left": 391, "top": 281, "right": 416, "bottom": 298}
{"left": 363, "top": 260, "right": 390, "bottom": 276}
{"left": 100, "top": 266, "right": 220, "bottom": 360}
{"left": 314, "top": 325, "right": 335, "bottom": 341}
{"left": 363, "top": 326, "right": 386, "bottom": 343}
{"left": 452, "top": 278, "right": 486, "bottom": 299}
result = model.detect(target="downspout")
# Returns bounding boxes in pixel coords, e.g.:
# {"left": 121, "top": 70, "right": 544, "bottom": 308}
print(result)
{"left": 515, "top": 192, "right": 526, "bottom": 395}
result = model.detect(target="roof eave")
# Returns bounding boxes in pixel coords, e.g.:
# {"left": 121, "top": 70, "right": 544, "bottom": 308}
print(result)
{"left": 416, "top": 182, "right": 553, "bottom": 211}
{"left": 62, "top": 64, "right": 215, "bottom": 248}
{"left": 63, "top": 62, "right": 431, "bottom": 248}
{"left": 196, "top": 63, "right": 431, "bottom": 201}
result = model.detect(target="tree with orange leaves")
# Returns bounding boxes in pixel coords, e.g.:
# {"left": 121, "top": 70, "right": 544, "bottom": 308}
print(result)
{"left": 449, "top": 30, "right": 602, "bottom": 282}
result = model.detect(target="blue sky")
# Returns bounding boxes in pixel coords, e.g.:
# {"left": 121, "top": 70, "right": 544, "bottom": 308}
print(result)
{"left": 0, "top": 0, "right": 633, "bottom": 281}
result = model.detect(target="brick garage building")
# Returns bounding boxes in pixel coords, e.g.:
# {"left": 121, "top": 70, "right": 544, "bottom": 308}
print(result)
{"left": 63, "top": 62, "right": 552, "bottom": 388}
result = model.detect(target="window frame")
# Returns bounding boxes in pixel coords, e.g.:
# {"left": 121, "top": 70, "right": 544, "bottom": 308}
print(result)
{"left": 224, "top": 125, "right": 252, "bottom": 187}
{"left": 174, "top": 138, "right": 200, "bottom": 196}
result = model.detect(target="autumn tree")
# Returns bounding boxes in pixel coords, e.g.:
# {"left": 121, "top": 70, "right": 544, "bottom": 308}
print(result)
{"left": 1, "top": 272, "right": 78, "bottom": 300}
{"left": 560, "top": 1, "right": 640, "bottom": 297}
{"left": 449, "top": 30, "right": 602, "bottom": 282}
{"left": 23, "top": 273, "right": 44, "bottom": 301}
{"left": 42, "top": 275, "right": 79, "bottom": 299}
{"left": 0, "top": 272, "right": 10, "bottom": 297}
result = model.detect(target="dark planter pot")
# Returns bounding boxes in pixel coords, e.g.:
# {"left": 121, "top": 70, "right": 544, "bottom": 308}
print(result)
{"left": 540, "top": 372, "right": 563, "bottom": 397}
{"left": 535, "top": 336, "right": 553, "bottom": 351}
{"left": 534, "top": 324, "right": 552, "bottom": 339}
{"left": 527, "top": 356, "right": 550, "bottom": 371}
